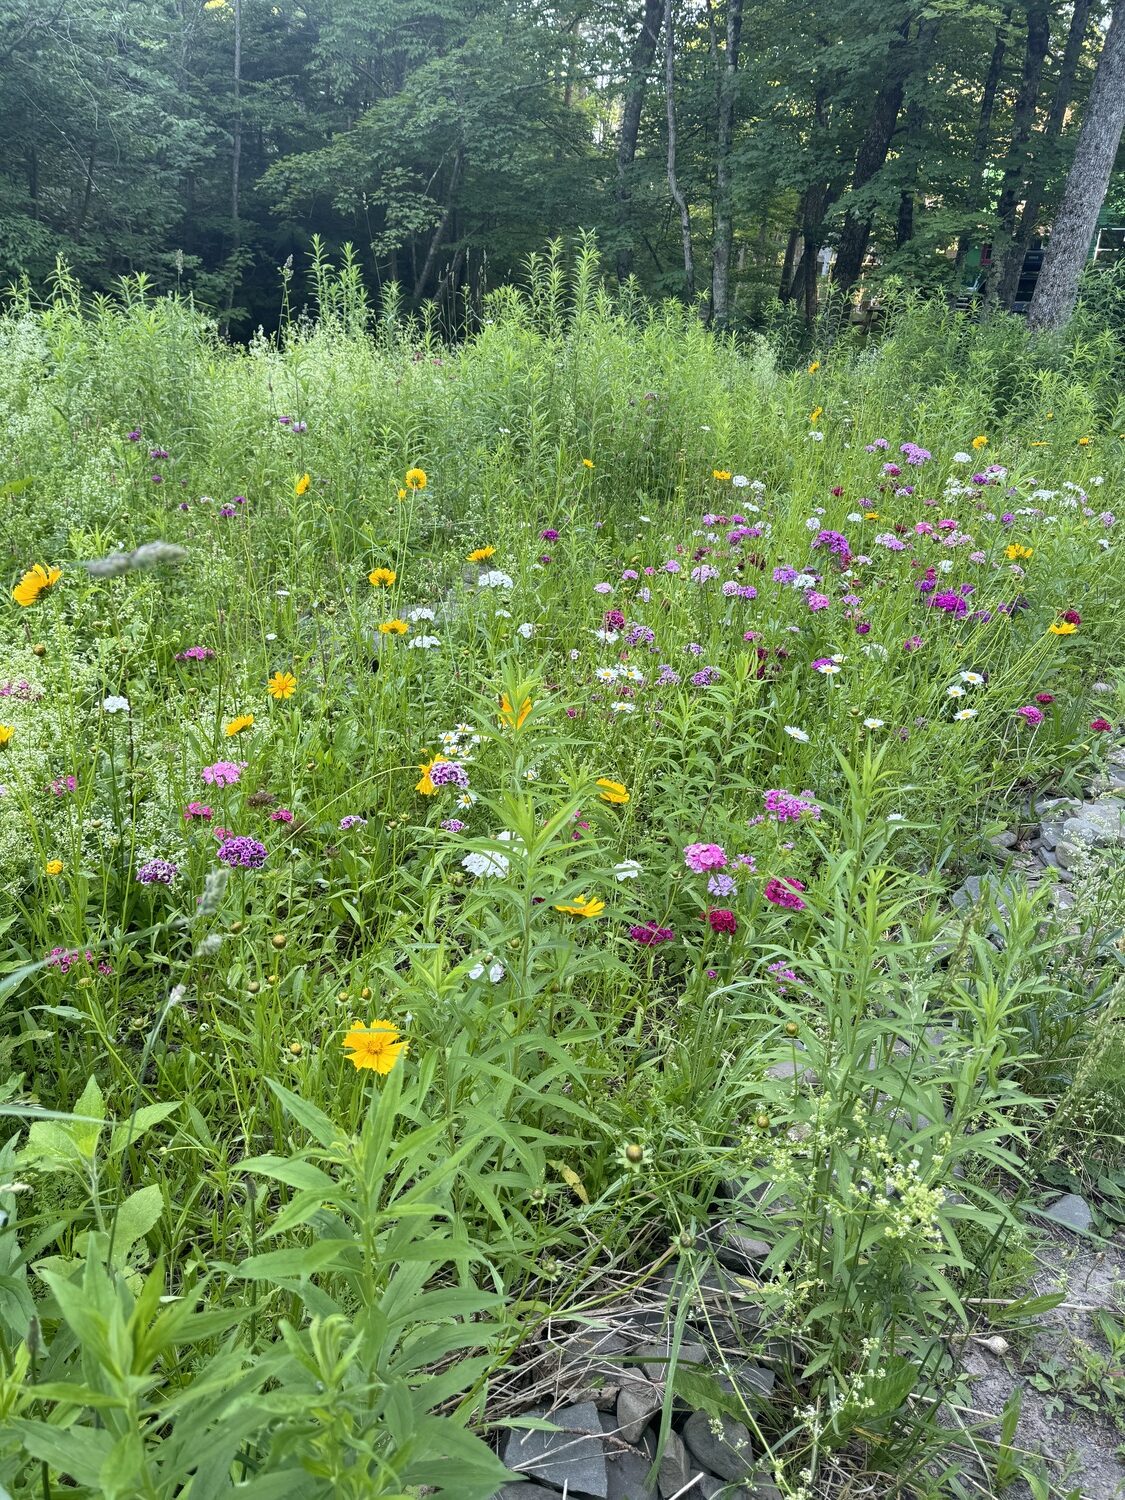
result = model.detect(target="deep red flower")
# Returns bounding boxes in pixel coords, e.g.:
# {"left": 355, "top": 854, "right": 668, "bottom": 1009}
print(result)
{"left": 702, "top": 908, "right": 737, "bottom": 935}
{"left": 1061, "top": 610, "right": 1082, "bottom": 625}
{"left": 1090, "top": 718, "right": 1113, "bottom": 733}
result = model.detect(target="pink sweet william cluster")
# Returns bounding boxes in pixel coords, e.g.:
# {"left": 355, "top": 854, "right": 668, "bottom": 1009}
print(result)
{"left": 764, "top": 876, "right": 807, "bottom": 911}
{"left": 684, "top": 842, "right": 727, "bottom": 873}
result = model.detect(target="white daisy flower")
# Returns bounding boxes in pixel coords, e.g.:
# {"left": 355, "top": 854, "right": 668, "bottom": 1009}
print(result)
{"left": 863, "top": 717, "right": 885, "bottom": 729}
{"left": 959, "top": 671, "right": 984, "bottom": 685}
{"left": 953, "top": 708, "right": 978, "bottom": 720}
{"left": 784, "top": 725, "right": 809, "bottom": 742}
{"left": 614, "top": 859, "right": 642, "bottom": 881}
{"left": 610, "top": 702, "right": 635, "bottom": 714}
{"left": 946, "top": 685, "right": 965, "bottom": 698}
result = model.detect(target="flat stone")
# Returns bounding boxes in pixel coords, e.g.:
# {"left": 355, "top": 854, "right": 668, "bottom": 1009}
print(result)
{"left": 1062, "top": 803, "right": 1125, "bottom": 847}
{"left": 951, "top": 874, "right": 1016, "bottom": 916}
{"left": 603, "top": 1430, "right": 659, "bottom": 1500}
{"left": 1047, "top": 1192, "right": 1093, "bottom": 1233}
{"left": 990, "top": 830, "right": 1017, "bottom": 850}
{"left": 502, "top": 1402, "right": 608, "bottom": 1497}
{"left": 682, "top": 1410, "right": 755, "bottom": 1482}
{"left": 717, "top": 1359, "right": 775, "bottom": 1401}
{"left": 617, "top": 1379, "right": 663, "bottom": 1443}
{"left": 548, "top": 1325, "right": 630, "bottom": 1409}
{"left": 708, "top": 1221, "right": 771, "bottom": 1274}
{"left": 656, "top": 1430, "right": 694, "bottom": 1498}
{"left": 639, "top": 1341, "right": 708, "bottom": 1384}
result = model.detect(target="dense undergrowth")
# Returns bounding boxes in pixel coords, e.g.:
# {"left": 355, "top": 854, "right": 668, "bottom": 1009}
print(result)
{"left": 0, "top": 247, "right": 1123, "bottom": 1497}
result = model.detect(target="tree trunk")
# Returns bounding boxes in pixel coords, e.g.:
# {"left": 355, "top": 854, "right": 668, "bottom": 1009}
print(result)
{"left": 983, "top": 0, "right": 1050, "bottom": 308}
{"left": 778, "top": 225, "right": 800, "bottom": 300}
{"left": 664, "top": 0, "right": 694, "bottom": 300}
{"left": 709, "top": 0, "right": 744, "bottom": 329}
{"left": 994, "top": 0, "right": 1092, "bottom": 307}
{"left": 831, "top": 19, "right": 914, "bottom": 292}
{"left": 616, "top": 0, "right": 663, "bottom": 282}
{"left": 1029, "top": 3, "right": 1125, "bottom": 330}
{"left": 956, "top": 6, "right": 1012, "bottom": 269}
{"left": 411, "top": 147, "right": 465, "bottom": 308}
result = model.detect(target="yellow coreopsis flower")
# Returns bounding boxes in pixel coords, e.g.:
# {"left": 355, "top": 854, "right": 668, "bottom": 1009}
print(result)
{"left": 342, "top": 1019, "right": 407, "bottom": 1073}
{"left": 0, "top": 725, "right": 12, "bottom": 747}
{"left": 499, "top": 694, "right": 532, "bottom": 729}
{"left": 809, "top": 407, "right": 823, "bottom": 424}
{"left": 368, "top": 567, "right": 397, "bottom": 587}
{"left": 268, "top": 671, "right": 297, "bottom": 700}
{"left": 396, "top": 487, "right": 407, "bottom": 500}
{"left": 1005, "top": 544, "right": 1033, "bottom": 561}
{"left": 863, "top": 510, "right": 879, "bottom": 520}
{"left": 712, "top": 469, "right": 732, "bottom": 481}
{"left": 415, "top": 758, "right": 437, "bottom": 795}
{"left": 294, "top": 472, "right": 311, "bottom": 496}
{"left": 1048, "top": 621, "right": 1077, "bottom": 635}
{"left": 554, "top": 894, "right": 605, "bottom": 918}
{"left": 1078, "top": 436, "right": 1092, "bottom": 446}
{"left": 807, "top": 359, "right": 820, "bottom": 374}
{"left": 12, "top": 564, "right": 61, "bottom": 608}
{"left": 971, "top": 435, "right": 988, "bottom": 450}
{"left": 225, "top": 713, "right": 255, "bottom": 736}
{"left": 44, "top": 860, "right": 64, "bottom": 876}
{"left": 582, "top": 458, "right": 595, "bottom": 470}
{"left": 467, "top": 546, "right": 495, "bottom": 563}
{"left": 404, "top": 467, "right": 427, "bottom": 490}
{"left": 596, "top": 778, "right": 630, "bottom": 805}
{"left": 379, "top": 619, "right": 408, "bottom": 635}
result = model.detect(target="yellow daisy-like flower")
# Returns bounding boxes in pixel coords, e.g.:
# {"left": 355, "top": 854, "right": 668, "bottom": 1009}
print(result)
{"left": 379, "top": 619, "right": 408, "bottom": 635}
{"left": 44, "top": 859, "right": 64, "bottom": 876}
{"left": 1030, "top": 440, "right": 1048, "bottom": 447}
{"left": 342, "top": 1019, "right": 407, "bottom": 1073}
{"left": 554, "top": 894, "right": 606, "bottom": 918}
{"left": 807, "top": 360, "right": 820, "bottom": 374}
{"left": 415, "top": 758, "right": 437, "bottom": 795}
{"left": 499, "top": 694, "right": 532, "bottom": 729}
{"left": 404, "top": 467, "right": 427, "bottom": 490}
{"left": 368, "top": 567, "right": 397, "bottom": 587}
{"left": 582, "top": 458, "right": 595, "bottom": 470}
{"left": 0, "top": 725, "right": 12, "bottom": 747}
{"left": 467, "top": 546, "right": 495, "bottom": 563}
{"left": 712, "top": 469, "right": 732, "bottom": 481}
{"left": 225, "top": 713, "right": 255, "bottom": 736}
{"left": 596, "top": 778, "right": 630, "bottom": 805}
{"left": 1045, "top": 411, "right": 1054, "bottom": 420}
{"left": 294, "top": 472, "right": 311, "bottom": 496}
{"left": 1048, "top": 621, "right": 1077, "bottom": 635}
{"left": 809, "top": 407, "right": 823, "bottom": 424}
{"left": 268, "top": 671, "right": 297, "bottom": 700}
{"left": 1078, "top": 436, "right": 1092, "bottom": 446}
{"left": 971, "top": 435, "right": 988, "bottom": 450}
{"left": 396, "top": 487, "right": 407, "bottom": 500}
{"left": 1004, "top": 544, "right": 1033, "bottom": 561}
{"left": 863, "top": 510, "right": 879, "bottom": 521}
{"left": 12, "top": 564, "right": 61, "bottom": 608}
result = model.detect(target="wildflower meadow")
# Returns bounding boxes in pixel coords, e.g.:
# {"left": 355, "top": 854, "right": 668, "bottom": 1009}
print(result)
{"left": 0, "top": 252, "right": 1124, "bottom": 1498}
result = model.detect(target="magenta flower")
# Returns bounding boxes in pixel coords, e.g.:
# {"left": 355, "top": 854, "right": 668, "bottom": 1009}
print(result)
{"left": 216, "top": 835, "right": 268, "bottom": 869}
{"left": 1091, "top": 718, "right": 1114, "bottom": 733}
{"left": 703, "top": 908, "right": 737, "bottom": 934}
{"left": 270, "top": 808, "right": 294, "bottom": 823}
{"left": 184, "top": 802, "right": 213, "bottom": 820}
{"left": 764, "top": 876, "right": 807, "bottom": 911}
{"left": 201, "top": 761, "right": 246, "bottom": 787}
{"left": 629, "top": 921, "right": 675, "bottom": 945}
{"left": 1016, "top": 705, "right": 1044, "bottom": 727}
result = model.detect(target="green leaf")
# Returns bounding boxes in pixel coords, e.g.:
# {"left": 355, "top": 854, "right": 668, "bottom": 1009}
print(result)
{"left": 110, "top": 1184, "right": 164, "bottom": 1264}
{"left": 233, "top": 1240, "right": 354, "bottom": 1282}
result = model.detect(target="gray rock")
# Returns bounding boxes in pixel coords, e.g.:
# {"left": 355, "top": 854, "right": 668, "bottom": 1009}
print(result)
{"left": 656, "top": 1430, "right": 695, "bottom": 1498}
{"left": 640, "top": 1341, "right": 708, "bottom": 1384}
{"left": 717, "top": 1359, "right": 775, "bottom": 1401}
{"left": 1062, "top": 802, "right": 1125, "bottom": 848}
{"left": 709, "top": 1221, "right": 771, "bottom": 1274}
{"left": 494, "top": 1486, "right": 563, "bottom": 1498}
{"left": 1047, "top": 1192, "right": 1094, "bottom": 1233}
{"left": 951, "top": 874, "right": 1015, "bottom": 916}
{"left": 547, "top": 1325, "right": 630, "bottom": 1409}
{"left": 617, "top": 1379, "right": 663, "bottom": 1444}
{"left": 683, "top": 1410, "right": 755, "bottom": 1481}
{"left": 990, "top": 830, "right": 1017, "bottom": 850}
{"left": 502, "top": 1402, "right": 608, "bottom": 1497}
{"left": 604, "top": 1432, "right": 659, "bottom": 1500}
{"left": 1039, "top": 824, "right": 1058, "bottom": 851}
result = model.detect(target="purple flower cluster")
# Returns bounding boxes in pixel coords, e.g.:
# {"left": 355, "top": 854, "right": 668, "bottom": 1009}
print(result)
{"left": 764, "top": 788, "right": 820, "bottom": 823}
{"left": 216, "top": 836, "right": 268, "bottom": 869}
{"left": 339, "top": 815, "right": 368, "bottom": 830}
{"left": 440, "top": 818, "right": 466, "bottom": 832}
{"left": 429, "top": 760, "right": 470, "bottom": 789}
{"left": 684, "top": 842, "right": 727, "bottom": 873}
{"left": 629, "top": 922, "right": 675, "bottom": 945}
{"left": 47, "top": 946, "right": 112, "bottom": 977}
{"left": 626, "top": 624, "right": 655, "bottom": 646}
{"left": 136, "top": 858, "right": 178, "bottom": 885}
{"left": 1016, "top": 704, "right": 1044, "bottom": 727}
{"left": 812, "top": 529, "right": 851, "bottom": 559}
{"left": 50, "top": 775, "right": 77, "bottom": 796}
{"left": 201, "top": 761, "right": 246, "bottom": 787}
{"left": 690, "top": 666, "right": 720, "bottom": 686}
{"left": 900, "top": 442, "right": 932, "bottom": 465}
